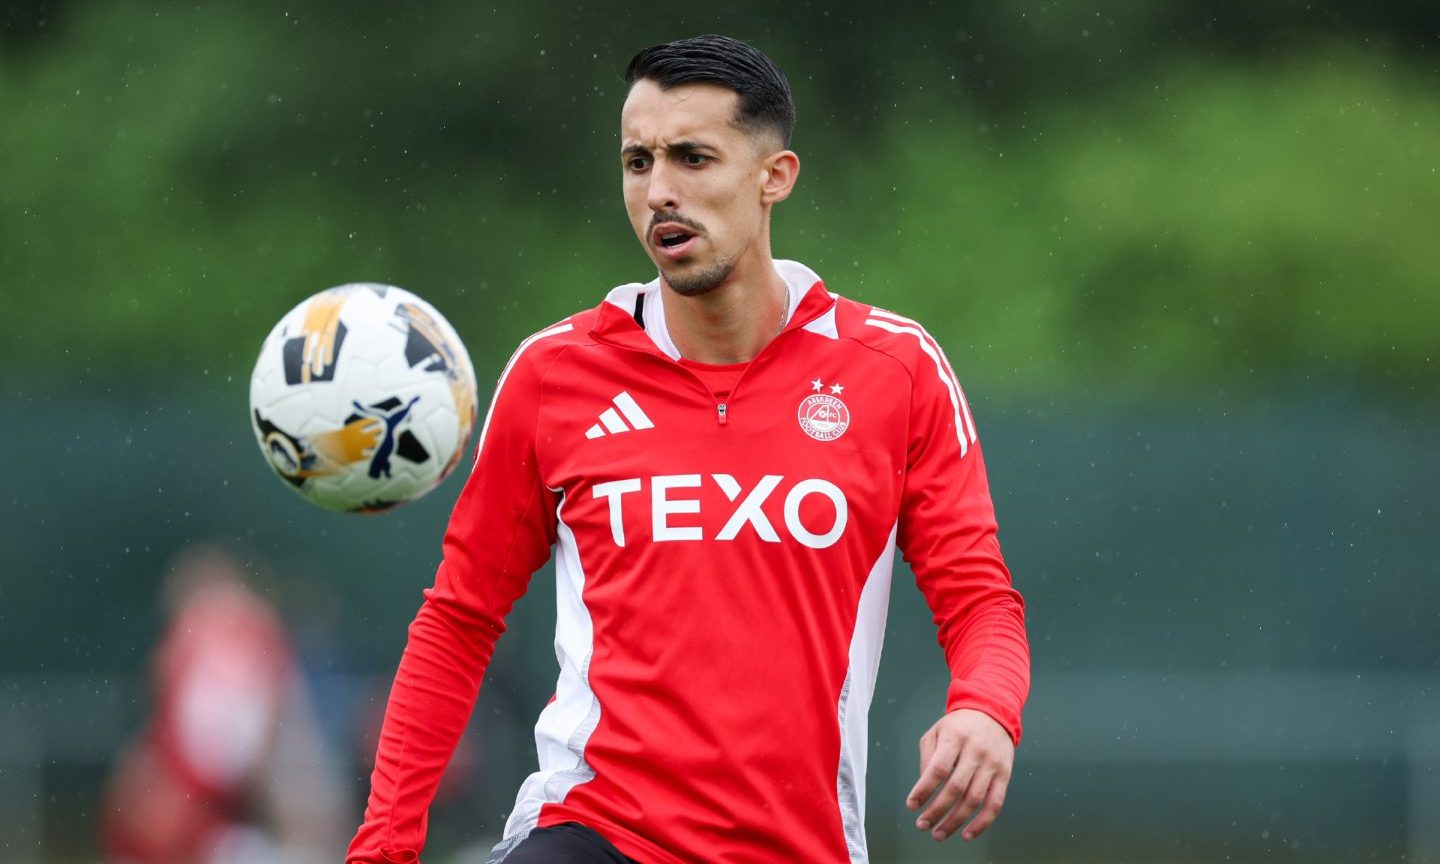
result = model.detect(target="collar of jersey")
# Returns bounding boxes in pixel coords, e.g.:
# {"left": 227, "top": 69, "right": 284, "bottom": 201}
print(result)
{"left": 592, "top": 259, "right": 836, "bottom": 360}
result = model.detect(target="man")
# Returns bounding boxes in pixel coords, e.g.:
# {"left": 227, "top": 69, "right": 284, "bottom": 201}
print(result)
{"left": 349, "top": 35, "right": 1029, "bottom": 864}
{"left": 104, "top": 546, "right": 348, "bottom": 864}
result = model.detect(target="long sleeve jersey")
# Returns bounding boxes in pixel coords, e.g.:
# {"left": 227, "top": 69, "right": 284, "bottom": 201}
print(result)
{"left": 348, "top": 260, "right": 1029, "bottom": 864}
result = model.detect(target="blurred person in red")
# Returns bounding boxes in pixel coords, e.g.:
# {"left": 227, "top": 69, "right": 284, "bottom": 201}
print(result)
{"left": 101, "top": 545, "right": 348, "bottom": 864}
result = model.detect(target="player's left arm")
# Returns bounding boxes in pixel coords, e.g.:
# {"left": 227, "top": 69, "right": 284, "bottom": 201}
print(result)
{"left": 893, "top": 331, "right": 1030, "bottom": 843}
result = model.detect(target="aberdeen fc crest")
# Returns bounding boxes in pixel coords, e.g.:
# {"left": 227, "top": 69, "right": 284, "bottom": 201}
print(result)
{"left": 798, "top": 379, "right": 850, "bottom": 441}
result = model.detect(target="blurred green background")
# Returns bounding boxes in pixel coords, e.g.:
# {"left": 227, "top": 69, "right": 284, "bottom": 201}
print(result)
{"left": 2, "top": 1, "right": 1437, "bottom": 862}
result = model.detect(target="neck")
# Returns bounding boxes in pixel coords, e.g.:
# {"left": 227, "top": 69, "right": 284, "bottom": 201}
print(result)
{"left": 661, "top": 254, "right": 789, "bottom": 364}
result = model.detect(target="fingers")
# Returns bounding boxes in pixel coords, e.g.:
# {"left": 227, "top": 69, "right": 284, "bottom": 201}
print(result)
{"left": 925, "top": 762, "right": 1011, "bottom": 842}
{"left": 929, "top": 765, "right": 992, "bottom": 840}
{"left": 915, "top": 749, "right": 979, "bottom": 836}
{"left": 960, "top": 770, "right": 1010, "bottom": 842}
{"left": 905, "top": 726, "right": 936, "bottom": 809}
{"left": 905, "top": 726, "right": 954, "bottom": 811}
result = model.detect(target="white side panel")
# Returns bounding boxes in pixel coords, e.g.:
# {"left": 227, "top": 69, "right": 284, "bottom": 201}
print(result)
{"left": 835, "top": 523, "right": 899, "bottom": 863}
{"left": 500, "top": 497, "right": 601, "bottom": 841}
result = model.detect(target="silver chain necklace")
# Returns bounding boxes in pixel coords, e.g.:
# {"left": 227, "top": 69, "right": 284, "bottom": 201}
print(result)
{"left": 775, "top": 287, "right": 791, "bottom": 336}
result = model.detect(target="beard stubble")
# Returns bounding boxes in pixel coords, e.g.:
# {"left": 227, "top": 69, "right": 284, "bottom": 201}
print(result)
{"left": 662, "top": 256, "right": 738, "bottom": 297}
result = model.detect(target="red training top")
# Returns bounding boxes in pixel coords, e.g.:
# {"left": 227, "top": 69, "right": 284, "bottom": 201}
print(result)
{"left": 349, "top": 260, "right": 1029, "bottom": 864}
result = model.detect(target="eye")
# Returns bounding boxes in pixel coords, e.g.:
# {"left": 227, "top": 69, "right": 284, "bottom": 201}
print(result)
{"left": 681, "top": 153, "right": 710, "bottom": 166}
{"left": 625, "top": 155, "right": 651, "bottom": 172}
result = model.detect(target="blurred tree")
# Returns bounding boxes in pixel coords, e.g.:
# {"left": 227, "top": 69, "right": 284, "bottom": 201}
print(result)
{"left": 1, "top": 0, "right": 1435, "bottom": 399}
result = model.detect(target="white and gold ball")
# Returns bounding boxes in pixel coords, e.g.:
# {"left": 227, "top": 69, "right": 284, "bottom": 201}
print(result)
{"left": 249, "top": 284, "right": 477, "bottom": 512}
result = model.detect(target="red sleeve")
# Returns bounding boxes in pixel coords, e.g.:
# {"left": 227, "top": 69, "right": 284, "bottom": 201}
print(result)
{"left": 896, "top": 343, "right": 1030, "bottom": 744}
{"left": 347, "top": 338, "right": 563, "bottom": 864}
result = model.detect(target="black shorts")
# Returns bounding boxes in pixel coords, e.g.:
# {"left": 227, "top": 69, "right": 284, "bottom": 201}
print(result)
{"left": 491, "top": 822, "right": 641, "bottom": 864}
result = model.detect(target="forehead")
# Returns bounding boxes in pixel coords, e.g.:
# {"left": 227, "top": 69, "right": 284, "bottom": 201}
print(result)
{"left": 620, "top": 80, "right": 744, "bottom": 147}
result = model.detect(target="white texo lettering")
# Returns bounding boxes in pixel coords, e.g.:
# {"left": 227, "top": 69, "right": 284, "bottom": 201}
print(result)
{"left": 713, "top": 474, "right": 783, "bottom": 542}
{"left": 783, "top": 478, "right": 849, "bottom": 549}
{"left": 652, "top": 474, "right": 703, "bottom": 541}
{"left": 592, "top": 478, "right": 642, "bottom": 546}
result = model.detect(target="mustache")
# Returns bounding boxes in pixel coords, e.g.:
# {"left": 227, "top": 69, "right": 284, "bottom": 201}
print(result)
{"left": 648, "top": 210, "right": 706, "bottom": 237}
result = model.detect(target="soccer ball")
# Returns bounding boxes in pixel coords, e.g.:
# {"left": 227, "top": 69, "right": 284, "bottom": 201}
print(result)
{"left": 249, "top": 284, "right": 478, "bottom": 513}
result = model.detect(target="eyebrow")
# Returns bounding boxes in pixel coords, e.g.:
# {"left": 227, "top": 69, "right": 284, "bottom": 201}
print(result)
{"left": 667, "top": 140, "right": 713, "bottom": 155}
{"left": 620, "top": 140, "right": 716, "bottom": 158}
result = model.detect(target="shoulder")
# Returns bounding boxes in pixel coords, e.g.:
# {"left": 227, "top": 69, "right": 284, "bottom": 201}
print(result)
{"left": 503, "top": 308, "right": 599, "bottom": 366}
{"left": 486, "top": 310, "right": 600, "bottom": 401}
{"left": 494, "top": 273, "right": 665, "bottom": 381}
{"left": 828, "top": 295, "right": 958, "bottom": 380}
{"left": 836, "top": 299, "right": 979, "bottom": 449}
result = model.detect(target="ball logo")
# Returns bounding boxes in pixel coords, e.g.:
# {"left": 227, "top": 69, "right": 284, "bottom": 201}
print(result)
{"left": 798, "top": 393, "right": 850, "bottom": 441}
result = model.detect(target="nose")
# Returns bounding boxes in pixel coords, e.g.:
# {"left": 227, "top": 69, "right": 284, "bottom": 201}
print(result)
{"left": 646, "top": 161, "right": 679, "bottom": 213}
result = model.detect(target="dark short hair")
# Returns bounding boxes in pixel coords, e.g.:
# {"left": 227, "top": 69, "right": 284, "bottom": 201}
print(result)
{"left": 625, "top": 35, "right": 796, "bottom": 148}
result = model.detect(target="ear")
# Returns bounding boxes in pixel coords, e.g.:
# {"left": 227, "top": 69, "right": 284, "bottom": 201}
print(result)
{"left": 759, "top": 150, "right": 800, "bottom": 205}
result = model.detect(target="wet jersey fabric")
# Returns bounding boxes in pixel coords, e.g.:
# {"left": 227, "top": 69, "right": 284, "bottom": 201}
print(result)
{"left": 348, "top": 260, "right": 1030, "bottom": 864}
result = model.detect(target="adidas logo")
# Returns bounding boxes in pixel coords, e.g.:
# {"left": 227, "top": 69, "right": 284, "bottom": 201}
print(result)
{"left": 584, "top": 391, "right": 655, "bottom": 439}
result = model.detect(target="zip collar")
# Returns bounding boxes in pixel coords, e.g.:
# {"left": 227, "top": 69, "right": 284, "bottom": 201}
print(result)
{"left": 591, "top": 259, "right": 836, "bottom": 359}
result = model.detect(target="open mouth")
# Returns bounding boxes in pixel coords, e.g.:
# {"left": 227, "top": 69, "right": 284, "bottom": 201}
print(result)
{"left": 650, "top": 221, "right": 701, "bottom": 260}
